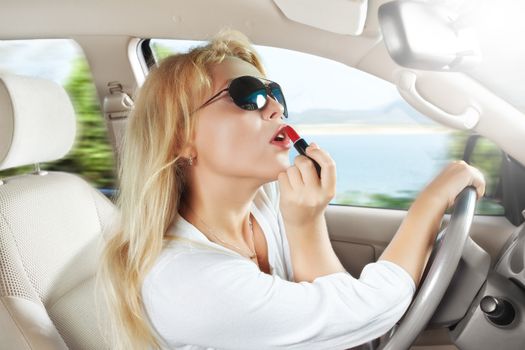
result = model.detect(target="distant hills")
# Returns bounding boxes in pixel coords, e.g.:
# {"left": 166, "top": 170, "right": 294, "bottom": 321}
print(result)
{"left": 290, "top": 100, "right": 436, "bottom": 126}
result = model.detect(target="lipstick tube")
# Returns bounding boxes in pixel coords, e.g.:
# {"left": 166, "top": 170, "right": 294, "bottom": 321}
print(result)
{"left": 283, "top": 125, "right": 322, "bottom": 178}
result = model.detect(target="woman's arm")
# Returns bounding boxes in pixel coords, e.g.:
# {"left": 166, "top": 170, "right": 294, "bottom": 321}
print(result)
{"left": 283, "top": 213, "right": 346, "bottom": 283}
{"left": 378, "top": 190, "right": 445, "bottom": 285}
{"left": 278, "top": 142, "right": 347, "bottom": 283}
{"left": 379, "top": 160, "right": 486, "bottom": 286}
{"left": 142, "top": 249, "right": 415, "bottom": 349}
{"left": 279, "top": 140, "right": 485, "bottom": 286}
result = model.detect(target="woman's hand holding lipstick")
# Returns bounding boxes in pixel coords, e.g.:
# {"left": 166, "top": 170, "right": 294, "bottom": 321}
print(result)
{"left": 283, "top": 125, "right": 322, "bottom": 178}
{"left": 277, "top": 143, "right": 344, "bottom": 282}
{"left": 277, "top": 142, "right": 337, "bottom": 227}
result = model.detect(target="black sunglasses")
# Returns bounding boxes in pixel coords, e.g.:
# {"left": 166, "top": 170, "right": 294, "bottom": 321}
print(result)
{"left": 195, "top": 75, "right": 288, "bottom": 118}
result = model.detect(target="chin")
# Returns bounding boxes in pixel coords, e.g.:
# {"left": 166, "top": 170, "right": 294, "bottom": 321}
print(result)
{"left": 270, "top": 163, "right": 291, "bottom": 181}
{"left": 255, "top": 154, "right": 290, "bottom": 182}
{"left": 276, "top": 153, "right": 291, "bottom": 168}
{"left": 276, "top": 159, "right": 291, "bottom": 173}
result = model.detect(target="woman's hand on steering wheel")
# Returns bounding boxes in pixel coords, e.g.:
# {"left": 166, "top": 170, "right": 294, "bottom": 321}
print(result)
{"left": 422, "top": 160, "right": 486, "bottom": 210}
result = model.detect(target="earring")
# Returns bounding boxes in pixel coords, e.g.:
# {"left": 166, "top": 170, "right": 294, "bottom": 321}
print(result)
{"left": 188, "top": 156, "right": 194, "bottom": 166}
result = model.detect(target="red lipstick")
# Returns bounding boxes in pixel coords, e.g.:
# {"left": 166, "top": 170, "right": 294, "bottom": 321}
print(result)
{"left": 283, "top": 125, "right": 322, "bottom": 178}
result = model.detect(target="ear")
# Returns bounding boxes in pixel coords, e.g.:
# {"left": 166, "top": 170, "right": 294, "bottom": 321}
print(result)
{"left": 180, "top": 142, "right": 197, "bottom": 159}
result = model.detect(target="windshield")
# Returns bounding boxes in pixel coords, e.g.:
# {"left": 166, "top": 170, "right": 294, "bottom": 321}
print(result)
{"left": 465, "top": 0, "right": 525, "bottom": 113}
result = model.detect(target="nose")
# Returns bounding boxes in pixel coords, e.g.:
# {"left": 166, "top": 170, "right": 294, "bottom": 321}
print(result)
{"left": 261, "top": 94, "right": 285, "bottom": 121}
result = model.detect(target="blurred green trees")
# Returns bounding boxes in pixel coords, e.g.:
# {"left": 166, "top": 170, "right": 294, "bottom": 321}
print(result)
{"left": 59, "top": 58, "right": 116, "bottom": 189}
{"left": 334, "top": 189, "right": 417, "bottom": 210}
{"left": 447, "top": 131, "right": 504, "bottom": 201}
{"left": 151, "top": 42, "right": 173, "bottom": 62}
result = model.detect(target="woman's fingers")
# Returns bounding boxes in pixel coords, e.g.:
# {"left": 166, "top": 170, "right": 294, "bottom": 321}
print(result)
{"left": 294, "top": 155, "right": 320, "bottom": 187}
{"left": 286, "top": 165, "right": 304, "bottom": 190}
{"left": 427, "top": 160, "right": 487, "bottom": 209}
{"left": 277, "top": 171, "right": 292, "bottom": 194}
{"left": 452, "top": 160, "right": 486, "bottom": 200}
{"left": 305, "top": 144, "right": 336, "bottom": 196}
{"left": 468, "top": 164, "right": 486, "bottom": 200}
{"left": 278, "top": 142, "right": 337, "bottom": 201}
{"left": 278, "top": 142, "right": 337, "bottom": 226}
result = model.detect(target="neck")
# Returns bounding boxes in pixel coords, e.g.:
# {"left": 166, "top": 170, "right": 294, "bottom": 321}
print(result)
{"left": 180, "top": 168, "right": 263, "bottom": 243}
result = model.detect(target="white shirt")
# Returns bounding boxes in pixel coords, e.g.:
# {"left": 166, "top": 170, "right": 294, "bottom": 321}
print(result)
{"left": 141, "top": 181, "right": 416, "bottom": 350}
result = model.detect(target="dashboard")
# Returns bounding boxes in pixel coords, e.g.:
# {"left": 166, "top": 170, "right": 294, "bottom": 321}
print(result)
{"left": 448, "top": 218, "right": 525, "bottom": 349}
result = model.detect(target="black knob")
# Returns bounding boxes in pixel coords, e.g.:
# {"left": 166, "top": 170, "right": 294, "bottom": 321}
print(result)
{"left": 480, "top": 296, "right": 515, "bottom": 326}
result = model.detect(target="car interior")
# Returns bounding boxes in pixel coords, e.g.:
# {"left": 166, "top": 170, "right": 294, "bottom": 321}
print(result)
{"left": 0, "top": 0, "right": 524, "bottom": 349}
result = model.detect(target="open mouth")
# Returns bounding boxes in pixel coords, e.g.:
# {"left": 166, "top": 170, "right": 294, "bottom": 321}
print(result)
{"left": 270, "top": 125, "right": 291, "bottom": 147}
{"left": 273, "top": 131, "right": 286, "bottom": 142}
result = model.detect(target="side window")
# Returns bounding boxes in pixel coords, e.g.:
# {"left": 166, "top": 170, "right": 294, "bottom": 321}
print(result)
{"left": 448, "top": 133, "right": 505, "bottom": 215}
{"left": 147, "top": 39, "right": 504, "bottom": 215}
{"left": 0, "top": 39, "right": 116, "bottom": 198}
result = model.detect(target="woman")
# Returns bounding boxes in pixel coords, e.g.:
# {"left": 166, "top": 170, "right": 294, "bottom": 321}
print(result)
{"left": 98, "top": 29, "right": 485, "bottom": 349}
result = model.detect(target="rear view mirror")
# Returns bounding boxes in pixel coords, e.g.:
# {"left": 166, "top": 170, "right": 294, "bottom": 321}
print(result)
{"left": 378, "top": 0, "right": 481, "bottom": 71}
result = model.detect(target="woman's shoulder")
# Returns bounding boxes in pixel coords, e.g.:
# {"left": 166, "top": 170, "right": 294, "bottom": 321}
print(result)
{"left": 142, "top": 246, "right": 257, "bottom": 302}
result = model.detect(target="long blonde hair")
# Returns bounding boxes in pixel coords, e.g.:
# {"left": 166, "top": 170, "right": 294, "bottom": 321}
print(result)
{"left": 97, "top": 29, "right": 266, "bottom": 349}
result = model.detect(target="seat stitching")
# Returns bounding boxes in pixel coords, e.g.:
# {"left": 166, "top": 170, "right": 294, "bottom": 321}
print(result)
{"left": 47, "top": 275, "right": 94, "bottom": 312}
{"left": 0, "top": 207, "right": 38, "bottom": 302}
{"left": 88, "top": 184, "right": 103, "bottom": 229}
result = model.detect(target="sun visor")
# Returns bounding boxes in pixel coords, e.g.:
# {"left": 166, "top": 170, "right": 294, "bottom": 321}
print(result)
{"left": 273, "top": 0, "right": 368, "bottom": 35}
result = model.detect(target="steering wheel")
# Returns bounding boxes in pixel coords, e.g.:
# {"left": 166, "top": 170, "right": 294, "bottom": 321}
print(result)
{"left": 378, "top": 186, "right": 478, "bottom": 350}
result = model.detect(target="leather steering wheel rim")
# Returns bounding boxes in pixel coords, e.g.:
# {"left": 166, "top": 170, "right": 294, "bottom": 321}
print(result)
{"left": 378, "top": 186, "right": 478, "bottom": 350}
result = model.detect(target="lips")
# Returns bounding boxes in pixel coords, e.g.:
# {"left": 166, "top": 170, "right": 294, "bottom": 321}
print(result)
{"left": 270, "top": 125, "right": 286, "bottom": 142}
{"left": 269, "top": 124, "right": 291, "bottom": 148}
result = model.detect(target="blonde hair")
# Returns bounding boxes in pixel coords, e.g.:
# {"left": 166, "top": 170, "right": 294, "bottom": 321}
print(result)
{"left": 97, "top": 29, "right": 266, "bottom": 349}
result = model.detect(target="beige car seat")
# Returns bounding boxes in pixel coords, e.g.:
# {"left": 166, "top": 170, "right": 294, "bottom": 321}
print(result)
{"left": 0, "top": 73, "right": 115, "bottom": 349}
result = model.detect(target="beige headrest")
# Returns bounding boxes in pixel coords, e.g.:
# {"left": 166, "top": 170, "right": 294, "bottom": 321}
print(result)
{"left": 0, "top": 73, "right": 76, "bottom": 171}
